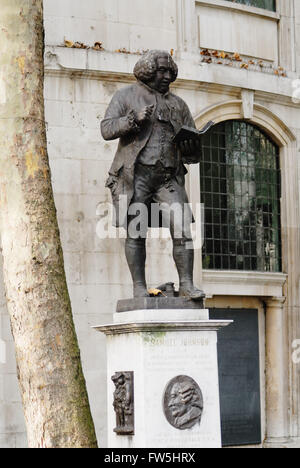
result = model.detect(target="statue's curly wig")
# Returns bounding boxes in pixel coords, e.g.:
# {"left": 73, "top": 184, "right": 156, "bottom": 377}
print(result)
{"left": 133, "top": 50, "right": 178, "bottom": 83}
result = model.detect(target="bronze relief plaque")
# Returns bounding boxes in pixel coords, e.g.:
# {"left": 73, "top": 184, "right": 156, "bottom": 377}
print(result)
{"left": 112, "top": 371, "right": 134, "bottom": 435}
{"left": 163, "top": 375, "right": 203, "bottom": 430}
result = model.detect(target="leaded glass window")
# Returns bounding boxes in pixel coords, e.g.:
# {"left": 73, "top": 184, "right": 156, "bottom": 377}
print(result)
{"left": 200, "top": 121, "right": 281, "bottom": 272}
{"left": 224, "top": 0, "right": 276, "bottom": 11}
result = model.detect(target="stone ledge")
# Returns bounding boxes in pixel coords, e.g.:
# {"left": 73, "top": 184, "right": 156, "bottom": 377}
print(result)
{"left": 203, "top": 270, "right": 287, "bottom": 298}
{"left": 93, "top": 319, "right": 233, "bottom": 335}
{"left": 44, "top": 47, "right": 296, "bottom": 103}
{"left": 113, "top": 308, "right": 209, "bottom": 323}
{"left": 116, "top": 296, "right": 204, "bottom": 312}
{"left": 263, "top": 437, "right": 300, "bottom": 448}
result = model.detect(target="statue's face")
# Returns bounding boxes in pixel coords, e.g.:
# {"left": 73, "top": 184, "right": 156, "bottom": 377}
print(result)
{"left": 118, "top": 375, "right": 125, "bottom": 385}
{"left": 168, "top": 384, "right": 189, "bottom": 418}
{"left": 164, "top": 376, "right": 203, "bottom": 430}
{"left": 149, "top": 56, "right": 173, "bottom": 93}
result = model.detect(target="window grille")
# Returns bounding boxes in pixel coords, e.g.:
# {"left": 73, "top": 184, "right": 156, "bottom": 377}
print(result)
{"left": 200, "top": 121, "right": 281, "bottom": 272}
{"left": 224, "top": 0, "right": 276, "bottom": 11}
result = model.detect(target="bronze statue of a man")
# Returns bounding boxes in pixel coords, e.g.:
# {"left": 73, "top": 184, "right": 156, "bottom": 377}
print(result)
{"left": 101, "top": 49, "right": 204, "bottom": 299}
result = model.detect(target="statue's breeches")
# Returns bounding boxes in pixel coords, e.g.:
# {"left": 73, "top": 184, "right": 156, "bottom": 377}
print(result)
{"left": 127, "top": 163, "right": 193, "bottom": 239}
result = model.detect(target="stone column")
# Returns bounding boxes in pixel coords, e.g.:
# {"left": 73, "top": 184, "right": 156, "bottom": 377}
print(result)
{"left": 265, "top": 296, "right": 289, "bottom": 446}
{"left": 277, "top": 0, "right": 296, "bottom": 72}
{"left": 176, "top": 0, "right": 198, "bottom": 60}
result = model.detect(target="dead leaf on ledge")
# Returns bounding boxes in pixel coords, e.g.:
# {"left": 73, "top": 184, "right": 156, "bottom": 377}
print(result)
{"left": 200, "top": 49, "right": 211, "bottom": 56}
{"left": 64, "top": 39, "right": 74, "bottom": 48}
{"left": 74, "top": 42, "right": 89, "bottom": 49}
{"left": 92, "top": 41, "right": 104, "bottom": 51}
{"left": 148, "top": 288, "right": 165, "bottom": 297}
{"left": 64, "top": 39, "right": 89, "bottom": 49}
{"left": 115, "top": 48, "right": 131, "bottom": 54}
{"left": 233, "top": 52, "right": 242, "bottom": 62}
{"left": 220, "top": 51, "right": 228, "bottom": 59}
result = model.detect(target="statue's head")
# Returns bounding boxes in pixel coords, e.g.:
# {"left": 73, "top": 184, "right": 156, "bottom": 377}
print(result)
{"left": 168, "top": 381, "right": 202, "bottom": 419}
{"left": 133, "top": 50, "right": 178, "bottom": 94}
{"left": 112, "top": 372, "right": 125, "bottom": 387}
{"left": 163, "top": 375, "right": 203, "bottom": 429}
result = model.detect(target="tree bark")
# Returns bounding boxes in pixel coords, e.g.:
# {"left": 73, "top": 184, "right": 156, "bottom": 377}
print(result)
{"left": 0, "top": 0, "right": 98, "bottom": 448}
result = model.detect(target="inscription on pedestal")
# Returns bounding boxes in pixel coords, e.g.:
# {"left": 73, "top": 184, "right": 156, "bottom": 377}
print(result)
{"left": 112, "top": 371, "right": 134, "bottom": 435}
{"left": 163, "top": 375, "right": 203, "bottom": 430}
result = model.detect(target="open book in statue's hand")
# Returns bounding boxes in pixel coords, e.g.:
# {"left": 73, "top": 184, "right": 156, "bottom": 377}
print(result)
{"left": 173, "top": 120, "right": 215, "bottom": 143}
{"left": 174, "top": 120, "right": 214, "bottom": 164}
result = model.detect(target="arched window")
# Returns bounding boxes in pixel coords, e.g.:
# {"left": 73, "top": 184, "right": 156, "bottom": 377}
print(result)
{"left": 224, "top": 0, "right": 276, "bottom": 11}
{"left": 200, "top": 120, "right": 281, "bottom": 272}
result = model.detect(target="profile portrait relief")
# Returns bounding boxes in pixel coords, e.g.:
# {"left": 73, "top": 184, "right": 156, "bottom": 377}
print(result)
{"left": 163, "top": 375, "right": 204, "bottom": 430}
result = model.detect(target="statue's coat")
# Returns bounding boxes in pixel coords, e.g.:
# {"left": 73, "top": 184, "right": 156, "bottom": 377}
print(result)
{"left": 101, "top": 81, "right": 198, "bottom": 227}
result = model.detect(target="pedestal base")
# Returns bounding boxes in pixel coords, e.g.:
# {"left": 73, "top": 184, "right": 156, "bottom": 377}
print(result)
{"left": 94, "top": 308, "right": 232, "bottom": 448}
{"left": 263, "top": 437, "right": 300, "bottom": 448}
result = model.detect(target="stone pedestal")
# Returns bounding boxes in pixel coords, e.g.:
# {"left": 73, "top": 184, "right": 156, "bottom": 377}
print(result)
{"left": 94, "top": 304, "right": 232, "bottom": 448}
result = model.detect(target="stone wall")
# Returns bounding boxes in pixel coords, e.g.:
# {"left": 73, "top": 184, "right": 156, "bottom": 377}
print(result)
{"left": 0, "top": 0, "right": 300, "bottom": 448}
{"left": 44, "top": 0, "right": 177, "bottom": 53}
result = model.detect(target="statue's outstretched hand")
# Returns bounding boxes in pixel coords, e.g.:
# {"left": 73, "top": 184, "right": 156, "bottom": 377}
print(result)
{"left": 134, "top": 105, "right": 154, "bottom": 124}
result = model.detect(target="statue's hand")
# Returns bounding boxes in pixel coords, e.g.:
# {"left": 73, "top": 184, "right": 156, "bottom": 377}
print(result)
{"left": 179, "top": 139, "right": 202, "bottom": 156}
{"left": 105, "top": 175, "right": 118, "bottom": 192}
{"left": 134, "top": 105, "right": 154, "bottom": 124}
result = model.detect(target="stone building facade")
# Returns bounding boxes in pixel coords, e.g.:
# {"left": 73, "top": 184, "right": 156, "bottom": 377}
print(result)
{"left": 1, "top": 0, "right": 300, "bottom": 448}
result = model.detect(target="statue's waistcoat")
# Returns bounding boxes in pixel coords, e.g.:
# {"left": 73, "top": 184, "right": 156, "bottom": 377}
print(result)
{"left": 101, "top": 81, "right": 196, "bottom": 227}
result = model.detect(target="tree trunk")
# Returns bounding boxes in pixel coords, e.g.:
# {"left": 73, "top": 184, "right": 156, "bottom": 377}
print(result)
{"left": 0, "top": 0, "right": 98, "bottom": 448}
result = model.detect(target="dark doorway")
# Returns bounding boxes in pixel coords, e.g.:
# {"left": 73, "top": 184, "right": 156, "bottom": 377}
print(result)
{"left": 210, "top": 308, "right": 262, "bottom": 446}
